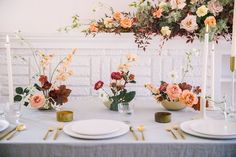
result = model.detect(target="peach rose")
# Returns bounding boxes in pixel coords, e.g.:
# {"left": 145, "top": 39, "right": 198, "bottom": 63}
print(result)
{"left": 153, "top": 8, "right": 162, "bottom": 18}
{"left": 113, "top": 11, "right": 122, "bottom": 21}
{"left": 179, "top": 90, "right": 198, "bottom": 107}
{"left": 170, "top": 0, "right": 186, "bottom": 10}
{"left": 166, "top": 84, "right": 182, "bottom": 101}
{"left": 29, "top": 94, "right": 46, "bottom": 108}
{"left": 120, "top": 18, "right": 132, "bottom": 29}
{"left": 89, "top": 22, "right": 98, "bottom": 32}
{"left": 204, "top": 16, "right": 216, "bottom": 27}
{"left": 180, "top": 15, "right": 198, "bottom": 32}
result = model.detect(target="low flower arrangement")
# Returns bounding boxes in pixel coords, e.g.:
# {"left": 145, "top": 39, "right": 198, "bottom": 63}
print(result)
{"left": 13, "top": 34, "right": 77, "bottom": 110}
{"left": 145, "top": 81, "right": 201, "bottom": 110}
{"left": 94, "top": 54, "right": 138, "bottom": 111}
{"left": 66, "top": 0, "right": 233, "bottom": 51}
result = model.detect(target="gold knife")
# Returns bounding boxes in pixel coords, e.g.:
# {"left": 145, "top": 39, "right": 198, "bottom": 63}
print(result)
{"left": 0, "top": 126, "right": 17, "bottom": 140}
{"left": 130, "top": 127, "right": 139, "bottom": 141}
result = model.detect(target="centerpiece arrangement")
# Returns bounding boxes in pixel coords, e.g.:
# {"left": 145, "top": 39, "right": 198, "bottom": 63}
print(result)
{"left": 13, "top": 34, "right": 77, "bottom": 110}
{"left": 66, "top": 0, "right": 233, "bottom": 50}
{"left": 94, "top": 54, "right": 137, "bottom": 111}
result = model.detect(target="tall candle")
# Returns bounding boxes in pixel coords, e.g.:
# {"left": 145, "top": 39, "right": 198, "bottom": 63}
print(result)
{"left": 231, "top": 1, "right": 236, "bottom": 57}
{"left": 5, "top": 35, "right": 14, "bottom": 104}
{"left": 201, "top": 25, "right": 209, "bottom": 118}
{"left": 210, "top": 43, "right": 215, "bottom": 107}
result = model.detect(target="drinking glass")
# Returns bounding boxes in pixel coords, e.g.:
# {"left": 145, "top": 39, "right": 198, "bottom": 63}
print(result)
{"left": 118, "top": 102, "right": 134, "bottom": 124}
{"left": 4, "top": 102, "right": 22, "bottom": 124}
{"left": 0, "top": 103, "right": 5, "bottom": 119}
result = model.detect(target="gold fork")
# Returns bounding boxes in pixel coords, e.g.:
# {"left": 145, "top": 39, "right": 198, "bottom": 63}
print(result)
{"left": 130, "top": 127, "right": 139, "bottom": 141}
{"left": 173, "top": 125, "right": 186, "bottom": 140}
{"left": 43, "top": 127, "right": 54, "bottom": 140}
{"left": 166, "top": 128, "right": 178, "bottom": 139}
{"left": 137, "top": 125, "right": 145, "bottom": 141}
{"left": 53, "top": 127, "right": 63, "bottom": 140}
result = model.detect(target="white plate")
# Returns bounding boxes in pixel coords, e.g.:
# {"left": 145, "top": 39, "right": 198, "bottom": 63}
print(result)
{"left": 180, "top": 120, "right": 236, "bottom": 140}
{"left": 71, "top": 119, "right": 122, "bottom": 136}
{"left": 64, "top": 120, "right": 129, "bottom": 139}
{"left": 190, "top": 119, "right": 236, "bottom": 136}
{"left": 0, "top": 120, "right": 9, "bottom": 132}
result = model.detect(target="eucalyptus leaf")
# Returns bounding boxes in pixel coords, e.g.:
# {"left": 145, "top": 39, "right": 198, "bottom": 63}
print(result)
{"left": 14, "top": 95, "right": 22, "bottom": 102}
{"left": 15, "top": 87, "right": 24, "bottom": 94}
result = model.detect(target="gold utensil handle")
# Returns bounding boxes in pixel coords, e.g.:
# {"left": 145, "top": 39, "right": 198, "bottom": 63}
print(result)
{"left": 230, "top": 56, "right": 235, "bottom": 72}
{"left": 178, "top": 129, "right": 186, "bottom": 140}
{"left": 6, "top": 130, "right": 17, "bottom": 140}
{"left": 53, "top": 130, "right": 59, "bottom": 140}
{"left": 43, "top": 130, "right": 50, "bottom": 140}
{"left": 131, "top": 131, "right": 139, "bottom": 141}
{"left": 141, "top": 132, "right": 145, "bottom": 141}
{"left": 170, "top": 130, "right": 178, "bottom": 139}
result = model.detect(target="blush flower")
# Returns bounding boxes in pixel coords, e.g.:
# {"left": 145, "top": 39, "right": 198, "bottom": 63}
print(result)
{"left": 111, "top": 72, "right": 123, "bottom": 80}
{"left": 104, "top": 18, "right": 114, "bottom": 28}
{"left": 89, "top": 22, "right": 98, "bottom": 32}
{"left": 29, "top": 94, "right": 46, "bottom": 108}
{"left": 170, "top": 0, "right": 186, "bottom": 10}
{"left": 118, "top": 64, "right": 130, "bottom": 72}
{"left": 179, "top": 90, "right": 198, "bottom": 107}
{"left": 166, "top": 84, "right": 182, "bottom": 101}
{"left": 208, "top": 0, "right": 223, "bottom": 16}
{"left": 113, "top": 11, "right": 122, "bottom": 21}
{"left": 120, "top": 18, "right": 132, "bottom": 29}
{"left": 204, "top": 16, "right": 217, "bottom": 27}
{"left": 94, "top": 81, "right": 104, "bottom": 90}
{"left": 180, "top": 15, "right": 198, "bottom": 32}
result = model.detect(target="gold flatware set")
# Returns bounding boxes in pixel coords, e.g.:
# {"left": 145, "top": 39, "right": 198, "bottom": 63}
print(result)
{"left": 44, "top": 127, "right": 63, "bottom": 140}
{"left": 166, "top": 125, "right": 186, "bottom": 140}
{"left": 130, "top": 125, "right": 145, "bottom": 141}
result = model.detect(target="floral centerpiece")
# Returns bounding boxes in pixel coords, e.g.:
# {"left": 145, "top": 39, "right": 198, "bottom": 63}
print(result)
{"left": 94, "top": 54, "right": 137, "bottom": 111}
{"left": 66, "top": 0, "right": 233, "bottom": 51}
{"left": 13, "top": 34, "right": 77, "bottom": 110}
{"left": 145, "top": 82, "right": 201, "bottom": 110}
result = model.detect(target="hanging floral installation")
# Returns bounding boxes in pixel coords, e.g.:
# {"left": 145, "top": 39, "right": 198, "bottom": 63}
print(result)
{"left": 64, "top": 0, "right": 233, "bottom": 51}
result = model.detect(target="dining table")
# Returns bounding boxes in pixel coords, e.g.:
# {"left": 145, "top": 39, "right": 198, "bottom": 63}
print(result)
{"left": 0, "top": 97, "right": 236, "bottom": 157}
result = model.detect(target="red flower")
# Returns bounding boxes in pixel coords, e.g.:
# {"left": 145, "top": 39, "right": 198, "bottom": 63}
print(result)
{"left": 94, "top": 81, "right": 104, "bottom": 90}
{"left": 129, "top": 74, "right": 135, "bottom": 80}
{"left": 39, "top": 75, "right": 48, "bottom": 85}
{"left": 49, "top": 85, "right": 71, "bottom": 105}
{"left": 111, "top": 72, "right": 123, "bottom": 80}
{"left": 159, "top": 82, "right": 168, "bottom": 92}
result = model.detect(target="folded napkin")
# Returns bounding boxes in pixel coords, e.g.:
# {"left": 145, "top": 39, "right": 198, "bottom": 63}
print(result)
{"left": 0, "top": 124, "right": 16, "bottom": 140}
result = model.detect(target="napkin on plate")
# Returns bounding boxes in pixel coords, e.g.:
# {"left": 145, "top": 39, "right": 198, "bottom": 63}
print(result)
{"left": 0, "top": 124, "right": 16, "bottom": 140}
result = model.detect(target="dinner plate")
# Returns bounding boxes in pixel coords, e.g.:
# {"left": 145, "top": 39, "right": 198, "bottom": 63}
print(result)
{"left": 190, "top": 119, "right": 236, "bottom": 136}
{"left": 0, "top": 120, "right": 9, "bottom": 132}
{"left": 71, "top": 119, "right": 122, "bottom": 136}
{"left": 180, "top": 120, "right": 236, "bottom": 140}
{"left": 64, "top": 120, "right": 129, "bottom": 139}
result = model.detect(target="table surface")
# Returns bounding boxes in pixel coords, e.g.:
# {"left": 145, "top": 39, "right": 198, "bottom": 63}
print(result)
{"left": 0, "top": 97, "right": 236, "bottom": 157}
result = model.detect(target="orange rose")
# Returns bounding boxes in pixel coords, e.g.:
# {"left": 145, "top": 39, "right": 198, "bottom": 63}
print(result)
{"left": 113, "top": 11, "right": 122, "bottom": 21}
{"left": 29, "top": 94, "right": 45, "bottom": 108}
{"left": 153, "top": 8, "right": 162, "bottom": 18}
{"left": 89, "top": 22, "right": 98, "bottom": 32}
{"left": 120, "top": 18, "right": 132, "bottom": 29}
{"left": 204, "top": 16, "right": 216, "bottom": 27}
{"left": 179, "top": 90, "right": 198, "bottom": 107}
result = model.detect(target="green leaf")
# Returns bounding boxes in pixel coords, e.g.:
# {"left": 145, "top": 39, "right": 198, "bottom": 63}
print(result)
{"left": 118, "top": 89, "right": 127, "bottom": 99}
{"left": 15, "top": 87, "right": 24, "bottom": 94}
{"left": 23, "top": 102, "right": 29, "bottom": 106}
{"left": 24, "top": 88, "right": 30, "bottom": 94}
{"left": 14, "top": 95, "right": 22, "bottom": 102}
{"left": 34, "top": 83, "right": 41, "bottom": 91}
{"left": 129, "top": 80, "right": 136, "bottom": 84}
{"left": 123, "top": 91, "right": 136, "bottom": 103}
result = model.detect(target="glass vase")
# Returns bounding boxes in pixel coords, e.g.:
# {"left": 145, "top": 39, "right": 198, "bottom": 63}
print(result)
{"left": 118, "top": 102, "right": 134, "bottom": 123}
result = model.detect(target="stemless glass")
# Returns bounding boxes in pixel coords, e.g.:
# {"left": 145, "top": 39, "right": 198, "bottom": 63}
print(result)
{"left": 0, "top": 103, "right": 6, "bottom": 119}
{"left": 118, "top": 102, "right": 134, "bottom": 123}
{"left": 4, "top": 102, "right": 22, "bottom": 124}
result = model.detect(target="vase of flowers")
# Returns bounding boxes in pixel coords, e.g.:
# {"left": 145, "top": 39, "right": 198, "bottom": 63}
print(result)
{"left": 94, "top": 54, "right": 137, "bottom": 111}
{"left": 13, "top": 34, "right": 76, "bottom": 110}
{"left": 145, "top": 82, "right": 201, "bottom": 111}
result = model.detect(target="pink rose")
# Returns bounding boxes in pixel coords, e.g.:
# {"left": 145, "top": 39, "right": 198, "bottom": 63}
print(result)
{"left": 29, "top": 94, "right": 46, "bottom": 108}
{"left": 208, "top": 0, "right": 223, "bottom": 16}
{"left": 179, "top": 90, "right": 198, "bottom": 107}
{"left": 166, "top": 84, "right": 182, "bottom": 101}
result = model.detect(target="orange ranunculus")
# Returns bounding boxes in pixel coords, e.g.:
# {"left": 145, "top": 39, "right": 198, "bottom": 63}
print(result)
{"left": 120, "top": 18, "right": 132, "bottom": 29}
{"left": 179, "top": 90, "right": 198, "bottom": 107}
{"left": 204, "top": 16, "right": 216, "bottom": 27}
{"left": 89, "top": 22, "right": 98, "bottom": 32}
{"left": 153, "top": 8, "right": 162, "bottom": 18}
{"left": 29, "top": 94, "right": 46, "bottom": 108}
{"left": 113, "top": 11, "right": 122, "bottom": 21}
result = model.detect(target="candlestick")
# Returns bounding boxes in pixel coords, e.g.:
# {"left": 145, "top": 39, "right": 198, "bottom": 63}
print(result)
{"left": 230, "top": 56, "right": 235, "bottom": 112}
{"left": 200, "top": 25, "right": 209, "bottom": 118}
{"left": 5, "top": 35, "right": 14, "bottom": 104}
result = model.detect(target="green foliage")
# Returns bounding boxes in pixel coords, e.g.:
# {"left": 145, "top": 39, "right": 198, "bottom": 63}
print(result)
{"left": 14, "top": 95, "right": 22, "bottom": 102}
{"left": 15, "top": 87, "right": 24, "bottom": 94}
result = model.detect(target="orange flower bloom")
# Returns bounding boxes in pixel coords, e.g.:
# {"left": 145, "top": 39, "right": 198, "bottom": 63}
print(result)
{"left": 153, "top": 8, "right": 162, "bottom": 18}
{"left": 204, "top": 16, "right": 216, "bottom": 27}
{"left": 89, "top": 22, "right": 98, "bottom": 32}
{"left": 120, "top": 18, "right": 132, "bottom": 29}
{"left": 113, "top": 11, "right": 122, "bottom": 21}
{"left": 29, "top": 94, "right": 45, "bottom": 108}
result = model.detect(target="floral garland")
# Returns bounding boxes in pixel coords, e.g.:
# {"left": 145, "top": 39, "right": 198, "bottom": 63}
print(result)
{"left": 66, "top": 0, "right": 233, "bottom": 51}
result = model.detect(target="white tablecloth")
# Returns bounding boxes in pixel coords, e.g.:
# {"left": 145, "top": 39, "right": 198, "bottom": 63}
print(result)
{"left": 0, "top": 97, "right": 236, "bottom": 157}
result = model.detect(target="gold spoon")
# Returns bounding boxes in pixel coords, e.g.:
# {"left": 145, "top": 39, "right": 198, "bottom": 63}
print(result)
{"left": 130, "top": 127, "right": 139, "bottom": 141}
{"left": 6, "top": 123, "right": 26, "bottom": 140}
{"left": 173, "top": 125, "right": 185, "bottom": 140}
{"left": 166, "top": 128, "right": 178, "bottom": 139}
{"left": 137, "top": 125, "right": 145, "bottom": 141}
{"left": 53, "top": 127, "right": 63, "bottom": 140}
{"left": 43, "top": 127, "right": 54, "bottom": 140}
